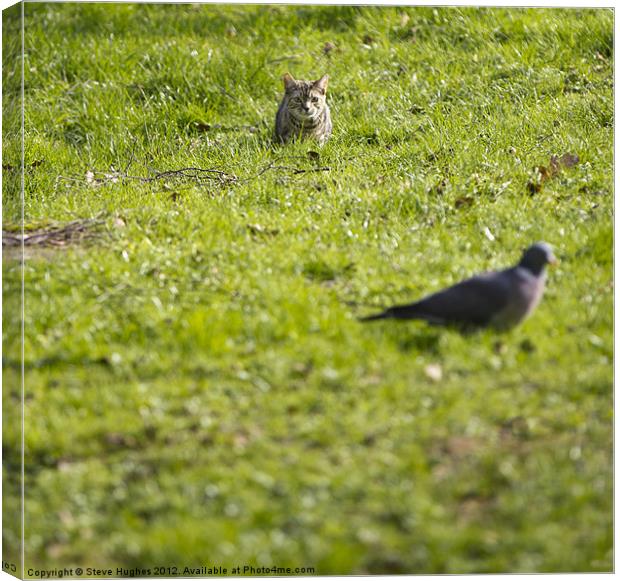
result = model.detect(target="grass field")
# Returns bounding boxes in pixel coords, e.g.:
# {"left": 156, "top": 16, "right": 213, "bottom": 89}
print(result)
{"left": 3, "top": 4, "right": 613, "bottom": 574}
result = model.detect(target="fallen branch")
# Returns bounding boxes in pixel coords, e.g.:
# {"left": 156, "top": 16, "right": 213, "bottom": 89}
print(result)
{"left": 59, "top": 166, "right": 238, "bottom": 187}
{"left": 241, "top": 161, "right": 331, "bottom": 182}
{"left": 59, "top": 158, "right": 332, "bottom": 190}
{"left": 2, "top": 218, "right": 105, "bottom": 247}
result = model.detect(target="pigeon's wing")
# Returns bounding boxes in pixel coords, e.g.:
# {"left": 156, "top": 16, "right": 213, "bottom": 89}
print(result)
{"left": 387, "top": 270, "right": 515, "bottom": 326}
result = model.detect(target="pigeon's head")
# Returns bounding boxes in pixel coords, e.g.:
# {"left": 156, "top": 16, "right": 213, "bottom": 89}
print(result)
{"left": 519, "top": 242, "right": 557, "bottom": 275}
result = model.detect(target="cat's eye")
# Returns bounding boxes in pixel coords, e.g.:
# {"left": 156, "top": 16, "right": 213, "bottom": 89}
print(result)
{"left": 312, "top": 97, "right": 319, "bottom": 103}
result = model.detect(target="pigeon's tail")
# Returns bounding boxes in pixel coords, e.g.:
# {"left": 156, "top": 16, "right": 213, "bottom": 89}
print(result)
{"left": 359, "top": 310, "right": 391, "bottom": 322}
{"left": 359, "top": 303, "right": 428, "bottom": 323}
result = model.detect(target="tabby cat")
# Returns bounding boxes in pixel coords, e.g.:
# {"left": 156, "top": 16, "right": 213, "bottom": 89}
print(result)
{"left": 275, "top": 73, "right": 332, "bottom": 145}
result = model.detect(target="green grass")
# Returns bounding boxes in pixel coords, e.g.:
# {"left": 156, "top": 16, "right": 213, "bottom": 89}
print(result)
{"left": 3, "top": 4, "right": 613, "bottom": 574}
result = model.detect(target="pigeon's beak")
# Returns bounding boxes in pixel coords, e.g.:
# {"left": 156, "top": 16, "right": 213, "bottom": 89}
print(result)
{"left": 548, "top": 253, "right": 558, "bottom": 266}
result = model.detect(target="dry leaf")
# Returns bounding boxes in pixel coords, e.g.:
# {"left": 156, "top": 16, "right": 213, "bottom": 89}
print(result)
{"left": 527, "top": 153, "right": 579, "bottom": 194}
{"left": 247, "top": 224, "right": 279, "bottom": 237}
{"left": 307, "top": 150, "right": 320, "bottom": 161}
{"left": 445, "top": 436, "right": 479, "bottom": 457}
{"left": 322, "top": 41, "right": 336, "bottom": 55}
{"left": 559, "top": 152, "right": 579, "bottom": 168}
{"left": 430, "top": 178, "right": 448, "bottom": 195}
{"left": 193, "top": 122, "right": 212, "bottom": 132}
{"left": 454, "top": 196, "right": 474, "bottom": 209}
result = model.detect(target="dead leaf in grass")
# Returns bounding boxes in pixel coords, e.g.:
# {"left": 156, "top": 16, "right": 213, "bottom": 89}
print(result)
{"left": 193, "top": 122, "right": 212, "bottom": 132}
{"left": 444, "top": 436, "right": 480, "bottom": 458}
{"left": 307, "top": 150, "right": 320, "bottom": 161}
{"left": 527, "top": 152, "right": 579, "bottom": 194}
{"left": 322, "top": 41, "right": 336, "bottom": 55}
{"left": 499, "top": 416, "right": 530, "bottom": 440}
{"left": 454, "top": 196, "right": 474, "bottom": 209}
{"left": 430, "top": 178, "right": 448, "bottom": 195}
{"left": 247, "top": 223, "right": 279, "bottom": 237}
{"left": 558, "top": 152, "right": 579, "bottom": 168}
{"left": 104, "top": 432, "right": 136, "bottom": 447}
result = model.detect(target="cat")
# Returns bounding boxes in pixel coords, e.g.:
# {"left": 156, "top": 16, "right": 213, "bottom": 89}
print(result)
{"left": 275, "top": 73, "right": 332, "bottom": 145}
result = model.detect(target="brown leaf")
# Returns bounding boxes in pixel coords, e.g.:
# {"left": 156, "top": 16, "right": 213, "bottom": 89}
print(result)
{"left": 193, "top": 122, "right": 212, "bottom": 132}
{"left": 362, "top": 34, "right": 375, "bottom": 45}
{"left": 559, "top": 152, "right": 579, "bottom": 168}
{"left": 500, "top": 416, "right": 530, "bottom": 440}
{"left": 526, "top": 179, "right": 541, "bottom": 195}
{"left": 247, "top": 223, "right": 279, "bottom": 237}
{"left": 307, "top": 150, "right": 320, "bottom": 161}
{"left": 454, "top": 196, "right": 474, "bottom": 209}
{"left": 549, "top": 156, "right": 561, "bottom": 177}
{"left": 430, "top": 178, "right": 448, "bottom": 195}
{"left": 322, "top": 41, "right": 336, "bottom": 55}
{"left": 530, "top": 153, "right": 579, "bottom": 194}
{"left": 444, "top": 436, "right": 480, "bottom": 458}
{"left": 493, "top": 340, "right": 507, "bottom": 355}
{"left": 104, "top": 432, "right": 136, "bottom": 447}
{"left": 538, "top": 165, "right": 553, "bottom": 181}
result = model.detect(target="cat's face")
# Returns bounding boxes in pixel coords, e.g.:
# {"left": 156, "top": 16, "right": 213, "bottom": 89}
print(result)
{"left": 283, "top": 73, "right": 329, "bottom": 121}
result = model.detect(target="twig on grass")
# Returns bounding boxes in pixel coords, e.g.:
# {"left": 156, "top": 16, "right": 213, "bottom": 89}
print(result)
{"left": 59, "top": 166, "right": 239, "bottom": 187}
{"left": 240, "top": 160, "right": 332, "bottom": 183}
{"left": 59, "top": 156, "right": 332, "bottom": 191}
{"left": 2, "top": 218, "right": 105, "bottom": 247}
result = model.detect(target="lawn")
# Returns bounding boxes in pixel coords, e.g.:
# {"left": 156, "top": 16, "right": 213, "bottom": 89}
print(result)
{"left": 2, "top": 4, "right": 613, "bottom": 575}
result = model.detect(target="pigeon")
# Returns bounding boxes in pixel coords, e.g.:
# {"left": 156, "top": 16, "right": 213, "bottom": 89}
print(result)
{"left": 360, "top": 242, "right": 556, "bottom": 330}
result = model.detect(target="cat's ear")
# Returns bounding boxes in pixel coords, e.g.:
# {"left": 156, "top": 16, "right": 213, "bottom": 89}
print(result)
{"left": 282, "top": 72, "right": 297, "bottom": 92}
{"left": 313, "top": 74, "right": 329, "bottom": 94}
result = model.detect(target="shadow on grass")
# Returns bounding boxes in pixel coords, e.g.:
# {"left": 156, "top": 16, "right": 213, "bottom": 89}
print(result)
{"left": 396, "top": 329, "right": 442, "bottom": 354}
